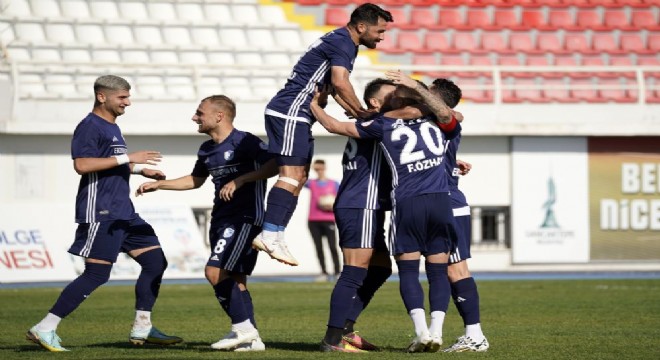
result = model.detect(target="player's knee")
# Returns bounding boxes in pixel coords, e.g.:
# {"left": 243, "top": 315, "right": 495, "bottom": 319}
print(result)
{"left": 136, "top": 248, "right": 168, "bottom": 274}
{"left": 82, "top": 262, "right": 112, "bottom": 285}
{"left": 447, "top": 261, "right": 471, "bottom": 282}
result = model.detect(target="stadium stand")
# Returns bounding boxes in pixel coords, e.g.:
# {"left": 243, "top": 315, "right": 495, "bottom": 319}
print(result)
{"left": 0, "top": 0, "right": 658, "bottom": 104}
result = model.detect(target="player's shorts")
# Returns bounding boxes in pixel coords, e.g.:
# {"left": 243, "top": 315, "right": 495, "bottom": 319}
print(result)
{"left": 335, "top": 208, "right": 387, "bottom": 252}
{"left": 389, "top": 192, "right": 457, "bottom": 256}
{"left": 449, "top": 206, "right": 472, "bottom": 264}
{"left": 264, "top": 110, "right": 314, "bottom": 166}
{"left": 69, "top": 215, "right": 160, "bottom": 263}
{"left": 207, "top": 220, "right": 261, "bottom": 275}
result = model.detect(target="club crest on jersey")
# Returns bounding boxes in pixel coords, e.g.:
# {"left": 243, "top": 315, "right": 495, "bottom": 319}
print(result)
{"left": 224, "top": 150, "right": 234, "bottom": 161}
{"left": 223, "top": 228, "right": 235, "bottom": 238}
{"left": 112, "top": 136, "right": 118, "bottom": 142}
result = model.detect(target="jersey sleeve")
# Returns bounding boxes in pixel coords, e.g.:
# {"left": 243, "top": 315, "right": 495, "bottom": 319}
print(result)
{"left": 191, "top": 145, "right": 209, "bottom": 178}
{"left": 71, "top": 121, "right": 102, "bottom": 159}
{"left": 243, "top": 133, "right": 275, "bottom": 165}
{"left": 324, "top": 36, "right": 356, "bottom": 70}
{"left": 355, "top": 118, "right": 383, "bottom": 140}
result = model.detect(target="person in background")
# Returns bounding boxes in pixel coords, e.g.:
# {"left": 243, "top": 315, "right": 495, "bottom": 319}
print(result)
{"left": 305, "top": 159, "right": 341, "bottom": 282}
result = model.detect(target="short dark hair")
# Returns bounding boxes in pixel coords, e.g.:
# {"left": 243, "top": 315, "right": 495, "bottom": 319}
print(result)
{"left": 313, "top": 159, "right": 326, "bottom": 165}
{"left": 201, "top": 95, "right": 236, "bottom": 119}
{"left": 363, "top": 78, "right": 395, "bottom": 105}
{"left": 431, "top": 78, "right": 462, "bottom": 109}
{"left": 349, "top": 3, "right": 393, "bottom": 26}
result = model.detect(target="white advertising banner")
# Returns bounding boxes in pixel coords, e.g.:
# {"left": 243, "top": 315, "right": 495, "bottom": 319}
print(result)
{"left": 511, "top": 137, "right": 590, "bottom": 263}
{"left": 0, "top": 204, "right": 78, "bottom": 282}
{"left": 1, "top": 203, "right": 209, "bottom": 283}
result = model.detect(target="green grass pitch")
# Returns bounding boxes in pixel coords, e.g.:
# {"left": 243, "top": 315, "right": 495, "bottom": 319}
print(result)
{"left": 1, "top": 279, "right": 658, "bottom": 359}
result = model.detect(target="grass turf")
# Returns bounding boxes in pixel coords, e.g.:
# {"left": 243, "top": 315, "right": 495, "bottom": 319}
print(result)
{"left": 1, "top": 279, "right": 658, "bottom": 359}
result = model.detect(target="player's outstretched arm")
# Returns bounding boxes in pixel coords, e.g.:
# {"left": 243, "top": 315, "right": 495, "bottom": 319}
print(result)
{"left": 385, "top": 70, "right": 453, "bottom": 124}
{"left": 135, "top": 175, "right": 205, "bottom": 196}
{"left": 219, "top": 159, "right": 278, "bottom": 201}
{"left": 310, "top": 87, "right": 361, "bottom": 138}
{"left": 73, "top": 150, "right": 162, "bottom": 175}
{"left": 331, "top": 66, "right": 375, "bottom": 119}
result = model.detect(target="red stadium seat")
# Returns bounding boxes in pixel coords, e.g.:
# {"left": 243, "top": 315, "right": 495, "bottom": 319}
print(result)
{"left": 469, "top": 53, "right": 493, "bottom": 66}
{"left": 497, "top": 53, "right": 523, "bottom": 66}
{"left": 564, "top": 32, "right": 591, "bottom": 53}
{"left": 376, "top": 32, "right": 404, "bottom": 53}
{"left": 536, "top": 32, "right": 564, "bottom": 53}
{"left": 440, "top": 53, "right": 465, "bottom": 66}
{"left": 576, "top": 10, "right": 604, "bottom": 30}
{"left": 521, "top": 10, "right": 546, "bottom": 30}
{"left": 408, "top": 8, "right": 438, "bottom": 29}
{"left": 620, "top": 33, "right": 648, "bottom": 54}
{"left": 608, "top": 54, "right": 634, "bottom": 66}
{"left": 437, "top": 8, "right": 464, "bottom": 29}
{"left": 637, "top": 54, "right": 659, "bottom": 66}
{"left": 397, "top": 31, "right": 424, "bottom": 52}
{"left": 481, "top": 32, "right": 509, "bottom": 53}
{"left": 548, "top": 10, "right": 573, "bottom": 30}
{"left": 325, "top": 7, "right": 350, "bottom": 26}
{"left": 466, "top": 9, "right": 492, "bottom": 29}
{"left": 526, "top": 54, "right": 550, "bottom": 66}
{"left": 424, "top": 31, "right": 451, "bottom": 52}
{"left": 591, "top": 33, "right": 620, "bottom": 53}
{"left": 507, "top": 77, "right": 547, "bottom": 103}
{"left": 631, "top": 11, "right": 658, "bottom": 30}
{"left": 569, "top": 78, "right": 603, "bottom": 102}
{"left": 554, "top": 54, "right": 578, "bottom": 66}
{"left": 598, "top": 78, "right": 637, "bottom": 103}
{"left": 543, "top": 78, "right": 575, "bottom": 103}
{"left": 452, "top": 31, "right": 479, "bottom": 53}
{"left": 509, "top": 32, "right": 535, "bottom": 53}
{"left": 603, "top": 10, "right": 630, "bottom": 29}
{"left": 413, "top": 54, "right": 438, "bottom": 65}
{"left": 493, "top": 10, "right": 519, "bottom": 29}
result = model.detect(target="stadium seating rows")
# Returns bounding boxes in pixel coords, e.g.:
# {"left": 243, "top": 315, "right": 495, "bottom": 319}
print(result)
{"left": 1, "top": 0, "right": 658, "bottom": 103}
{"left": 312, "top": 0, "right": 659, "bottom": 103}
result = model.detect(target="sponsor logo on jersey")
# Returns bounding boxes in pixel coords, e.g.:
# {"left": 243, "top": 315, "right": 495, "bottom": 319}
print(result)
{"left": 112, "top": 136, "right": 118, "bottom": 142}
{"left": 224, "top": 150, "right": 234, "bottom": 161}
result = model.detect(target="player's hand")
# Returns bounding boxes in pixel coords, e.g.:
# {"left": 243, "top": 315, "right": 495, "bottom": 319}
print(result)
{"left": 136, "top": 181, "right": 160, "bottom": 196}
{"left": 129, "top": 150, "right": 162, "bottom": 165}
{"left": 457, "top": 159, "right": 472, "bottom": 175}
{"left": 219, "top": 178, "right": 244, "bottom": 201}
{"left": 141, "top": 168, "right": 166, "bottom": 180}
{"left": 385, "top": 69, "right": 417, "bottom": 89}
{"left": 452, "top": 110, "right": 464, "bottom": 123}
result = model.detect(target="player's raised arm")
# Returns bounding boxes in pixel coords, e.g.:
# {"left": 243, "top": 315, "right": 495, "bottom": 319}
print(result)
{"left": 310, "top": 88, "right": 361, "bottom": 138}
{"left": 386, "top": 70, "right": 453, "bottom": 124}
{"left": 331, "top": 66, "right": 375, "bottom": 119}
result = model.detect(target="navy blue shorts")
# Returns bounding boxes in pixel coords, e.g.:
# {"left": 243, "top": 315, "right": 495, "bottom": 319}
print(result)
{"left": 389, "top": 193, "right": 457, "bottom": 256}
{"left": 68, "top": 215, "right": 160, "bottom": 263}
{"left": 449, "top": 206, "right": 472, "bottom": 264}
{"left": 264, "top": 112, "right": 314, "bottom": 166}
{"left": 335, "top": 208, "right": 387, "bottom": 252}
{"left": 207, "top": 220, "right": 261, "bottom": 275}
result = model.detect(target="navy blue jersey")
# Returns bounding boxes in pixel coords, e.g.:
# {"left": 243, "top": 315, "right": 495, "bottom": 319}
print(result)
{"left": 71, "top": 113, "right": 135, "bottom": 223}
{"left": 356, "top": 115, "right": 461, "bottom": 202}
{"left": 191, "top": 130, "right": 272, "bottom": 225}
{"left": 334, "top": 137, "right": 392, "bottom": 210}
{"left": 444, "top": 134, "right": 469, "bottom": 208}
{"left": 266, "top": 27, "right": 357, "bottom": 122}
